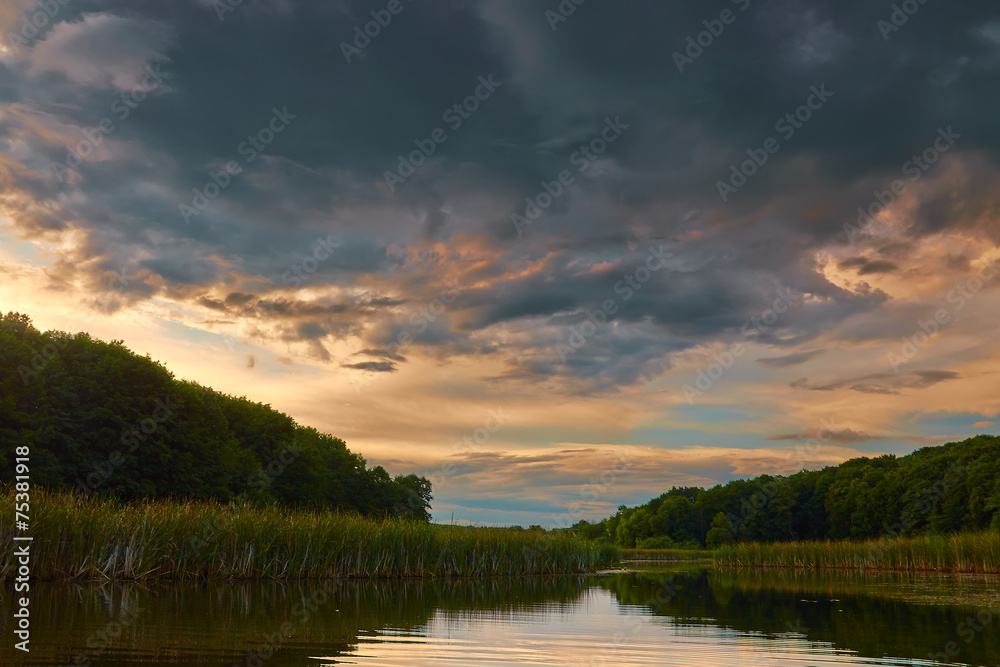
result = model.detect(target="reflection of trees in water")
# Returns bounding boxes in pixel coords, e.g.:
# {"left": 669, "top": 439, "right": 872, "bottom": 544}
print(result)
{"left": 6, "top": 577, "right": 594, "bottom": 665}
{"left": 11, "top": 573, "right": 997, "bottom": 667}
{"left": 600, "top": 568, "right": 1000, "bottom": 667}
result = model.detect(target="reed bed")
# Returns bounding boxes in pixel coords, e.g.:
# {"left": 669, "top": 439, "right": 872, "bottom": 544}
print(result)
{"left": 0, "top": 489, "right": 619, "bottom": 581}
{"left": 714, "top": 532, "right": 1000, "bottom": 573}
{"left": 621, "top": 548, "right": 714, "bottom": 561}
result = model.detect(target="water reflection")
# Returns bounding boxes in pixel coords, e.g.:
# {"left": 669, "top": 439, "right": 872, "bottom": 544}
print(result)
{"left": 2, "top": 569, "right": 997, "bottom": 666}
{"left": 600, "top": 568, "right": 1000, "bottom": 667}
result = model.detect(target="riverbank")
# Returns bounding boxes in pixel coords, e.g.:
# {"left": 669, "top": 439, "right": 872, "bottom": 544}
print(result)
{"left": 0, "top": 489, "right": 618, "bottom": 580}
{"left": 714, "top": 531, "right": 1000, "bottom": 573}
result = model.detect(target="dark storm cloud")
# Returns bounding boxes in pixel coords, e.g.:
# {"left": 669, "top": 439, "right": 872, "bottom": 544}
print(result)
{"left": 225, "top": 292, "right": 256, "bottom": 306}
{"left": 839, "top": 256, "right": 899, "bottom": 275}
{"left": 198, "top": 297, "right": 226, "bottom": 311}
{"left": 757, "top": 350, "right": 826, "bottom": 367}
{"left": 248, "top": 296, "right": 404, "bottom": 320}
{"left": 768, "top": 428, "right": 887, "bottom": 445}
{"left": 791, "top": 370, "right": 960, "bottom": 394}
{"left": 4, "top": 0, "right": 999, "bottom": 384}
{"left": 343, "top": 360, "right": 397, "bottom": 373}
{"left": 439, "top": 449, "right": 613, "bottom": 484}
{"left": 357, "top": 348, "right": 408, "bottom": 362}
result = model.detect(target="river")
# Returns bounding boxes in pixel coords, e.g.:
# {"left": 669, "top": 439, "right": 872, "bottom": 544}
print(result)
{"left": 4, "top": 565, "right": 998, "bottom": 666}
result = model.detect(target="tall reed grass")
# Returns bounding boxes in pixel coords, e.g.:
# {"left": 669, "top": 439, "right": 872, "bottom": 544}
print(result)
{"left": 714, "top": 532, "right": 1000, "bottom": 573}
{"left": 621, "top": 548, "right": 714, "bottom": 561}
{"left": 0, "top": 488, "right": 619, "bottom": 580}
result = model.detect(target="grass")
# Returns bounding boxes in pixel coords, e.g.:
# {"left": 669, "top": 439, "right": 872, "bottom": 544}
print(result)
{"left": 703, "top": 567, "right": 1000, "bottom": 609}
{"left": 714, "top": 531, "right": 1000, "bottom": 573}
{"left": 621, "top": 548, "right": 715, "bottom": 561}
{"left": 0, "top": 488, "right": 619, "bottom": 581}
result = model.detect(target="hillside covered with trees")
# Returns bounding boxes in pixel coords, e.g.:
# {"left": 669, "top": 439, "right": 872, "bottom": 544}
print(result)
{"left": 573, "top": 434, "right": 1000, "bottom": 548}
{"left": 0, "top": 312, "right": 431, "bottom": 520}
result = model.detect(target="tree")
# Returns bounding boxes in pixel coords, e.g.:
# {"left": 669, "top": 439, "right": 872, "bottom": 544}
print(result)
{"left": 0, "top": 311, "right": 434, "bottom": 519}
{"left": 706, "top": 512, "right": 735, "bottom": 548}
{"left": 392, "top": 473, "right": 433, "bottom": 521}
{"left": 573, "top": 427, "right": 1000, "bottom": 546}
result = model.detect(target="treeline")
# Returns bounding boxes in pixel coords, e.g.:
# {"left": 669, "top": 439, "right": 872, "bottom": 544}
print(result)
{"left": 0, "top": 312, "right": 431, "bottom": 519}
{"left": 572, "top": 434, "right": 1000, "bottom": 548}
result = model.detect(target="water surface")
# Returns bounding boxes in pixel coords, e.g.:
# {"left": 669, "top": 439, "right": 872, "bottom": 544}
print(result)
{"left": 4, "top": 567, "right": 998, "bottom": 666}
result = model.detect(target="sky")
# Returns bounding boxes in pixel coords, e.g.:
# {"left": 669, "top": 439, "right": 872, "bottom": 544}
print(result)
{"left": 1, "top": 0, "right": 999, "bottom": 527}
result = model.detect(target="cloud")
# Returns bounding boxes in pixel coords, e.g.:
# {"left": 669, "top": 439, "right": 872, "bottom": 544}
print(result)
{"left": 199, "top": 297, "right": 226, "bottom": 311}
{"left": 29, "top": 14, "right": 174, "bottom": 91}
{"left": 3, "top": 0, "right": 1000, "bottom": 525}
{"left": 757, "top": 350, "right": 825, "bottom": 367}
{"left": 767, "top": 429, "right": 888, "bottom": 445}
{"left": 343, "top": 361, "right": 397, "bottom": 373}
{"left": 357, "top": 348, "right": 407, "bottom": 362}
{"left": 791, "top": 370, "right": 960, "bottom": 395}
{"left": 5, "top": 0, "right": 996, "bottom": 391}
{"left": 838, "top": 256, "right": 899, "bottom": 275}
{"left": 419, "top": 441, "right": 879, "bottom": 524}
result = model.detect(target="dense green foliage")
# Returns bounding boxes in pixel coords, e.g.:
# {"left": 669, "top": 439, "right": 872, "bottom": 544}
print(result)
{"left": 573, "top": 434, "right": 1000, "bottom": 547}
{"left": 0, "top": 312, "right": 431, "bottom": 519}
{"left": 0, "top": 488, "right": 620, "bottom": 580}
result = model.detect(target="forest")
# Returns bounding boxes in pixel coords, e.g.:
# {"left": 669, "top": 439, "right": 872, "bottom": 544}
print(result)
{"left": 573, "top": 433, "right": 1000, "bottom": 548}
{"left": 0, "top": 312, "right": 432, "bottom": 520}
